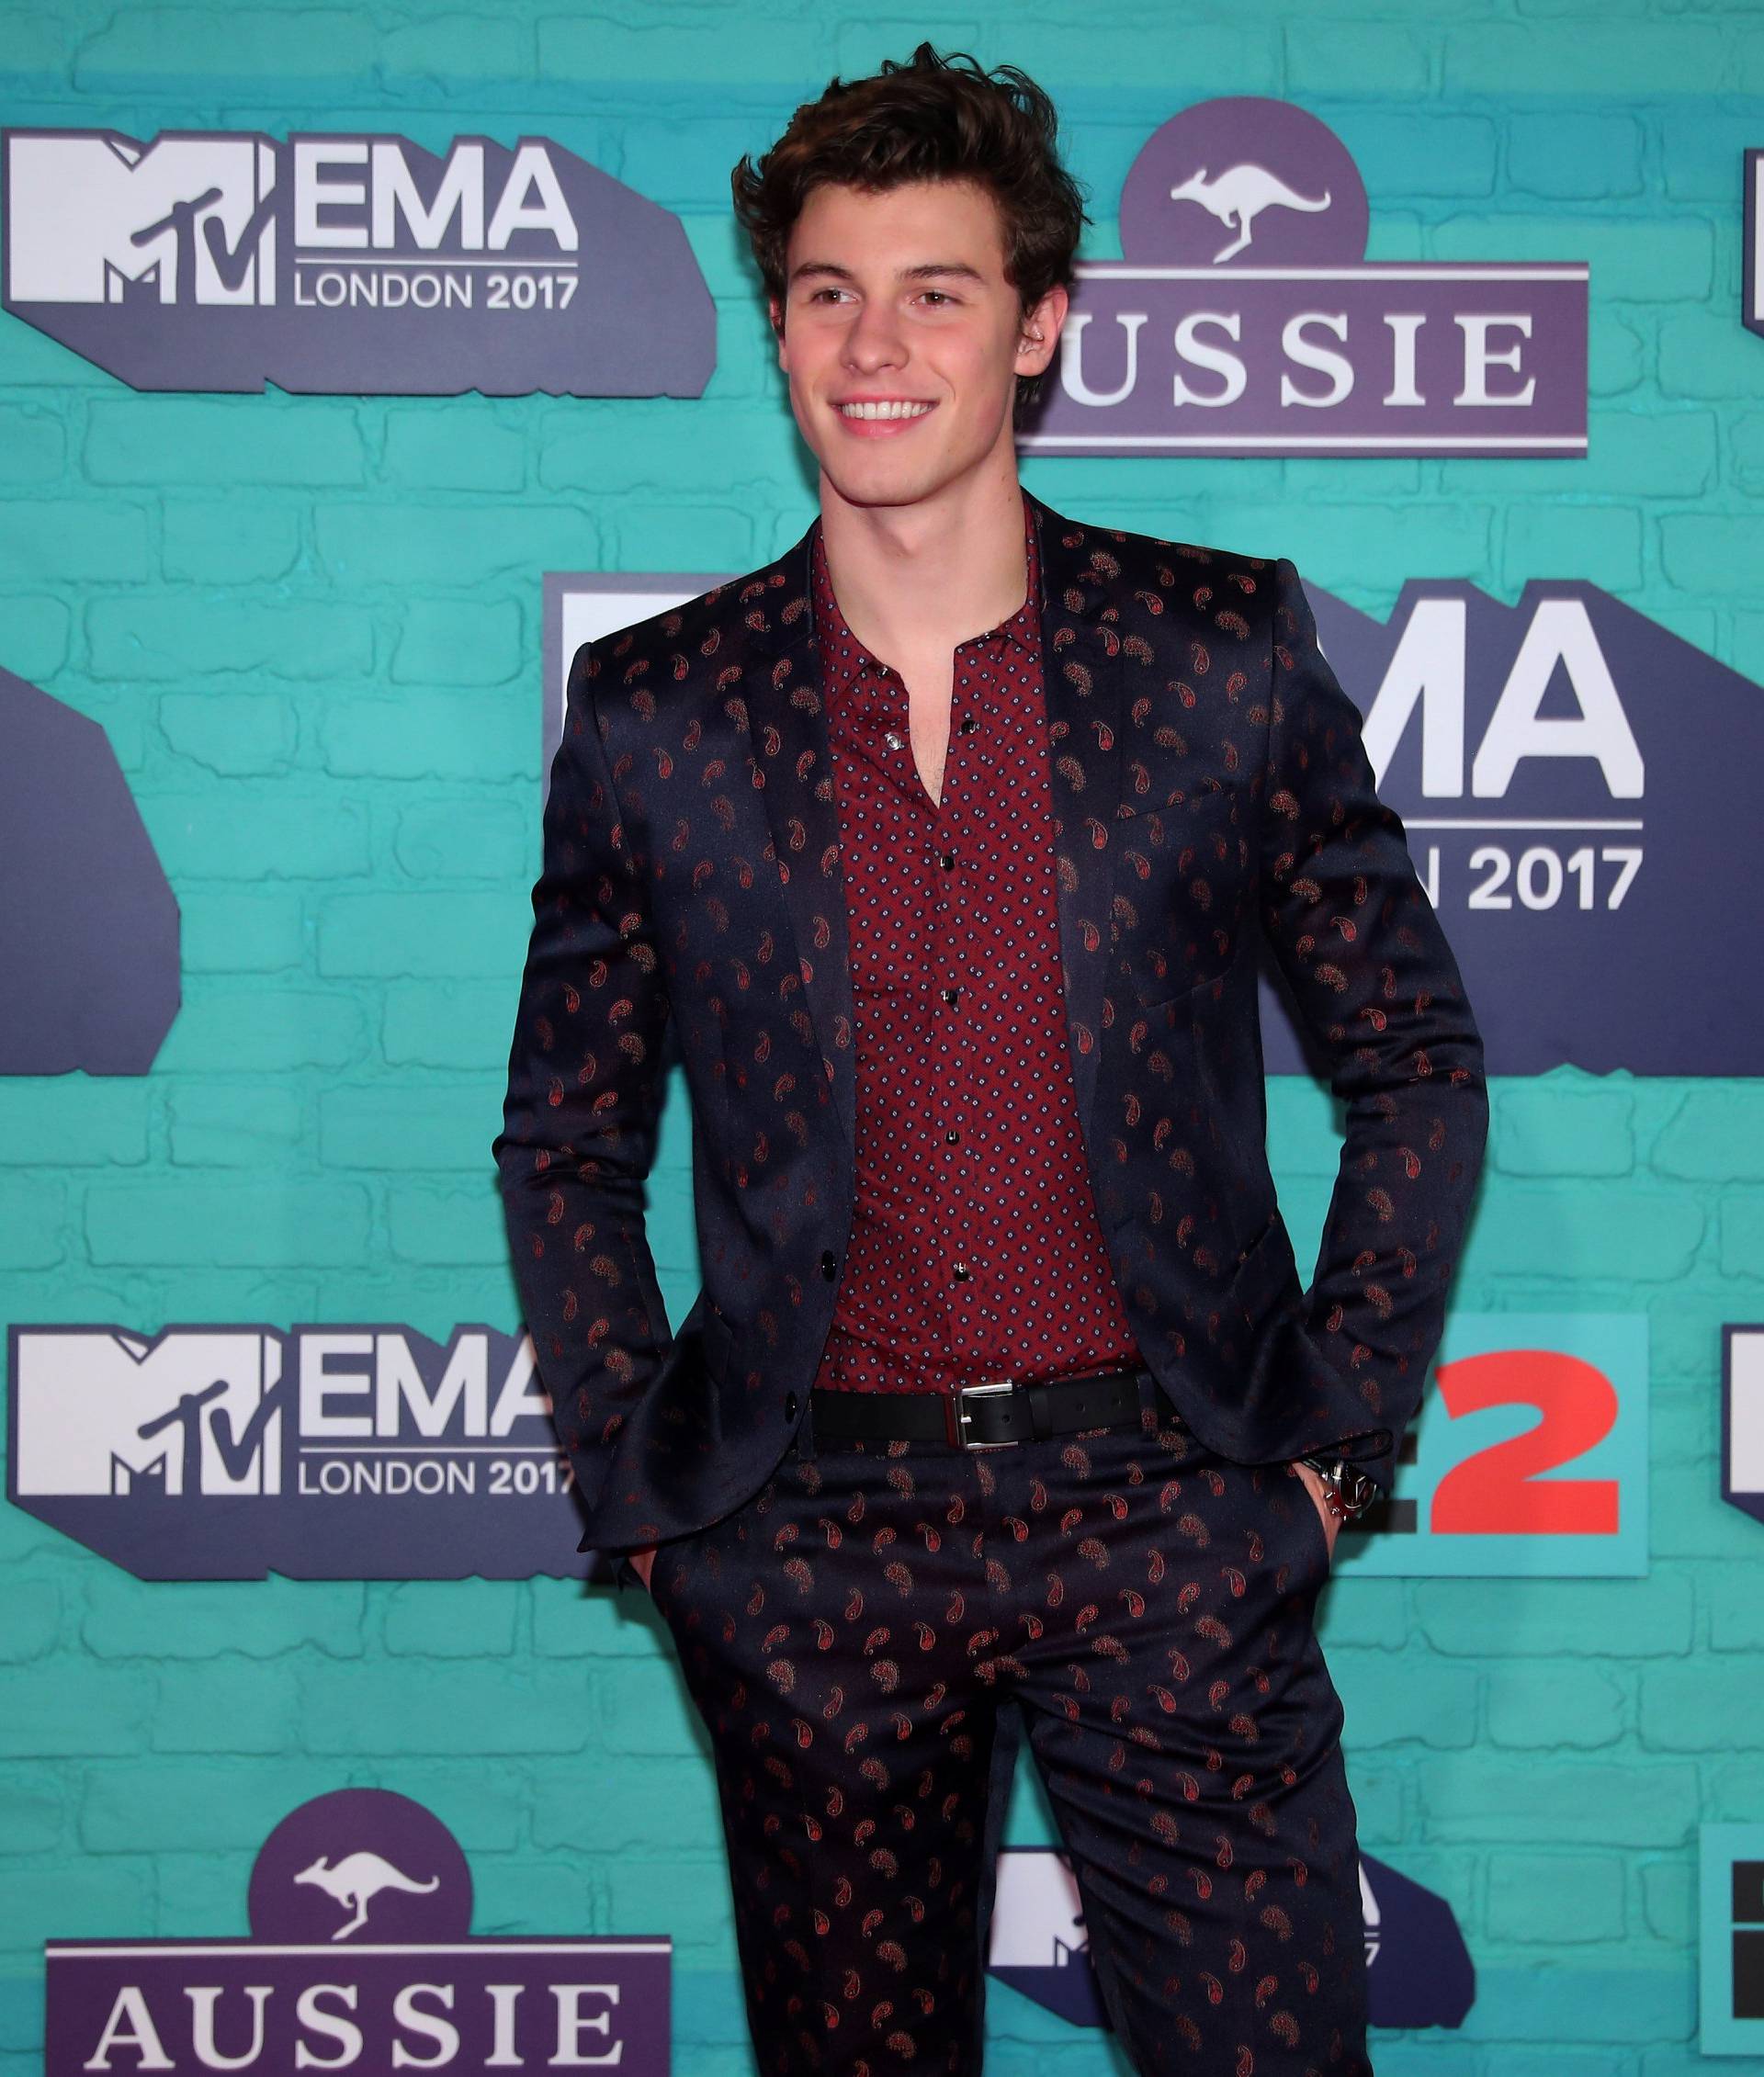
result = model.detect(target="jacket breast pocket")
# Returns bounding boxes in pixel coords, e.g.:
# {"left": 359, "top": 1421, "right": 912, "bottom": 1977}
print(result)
{"left": 1109, "top": 787, "right": 1252, "bottom": 1010}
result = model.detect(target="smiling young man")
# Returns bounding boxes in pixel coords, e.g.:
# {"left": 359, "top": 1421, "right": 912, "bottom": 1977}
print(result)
{"left": 496, "top": 42, "right": 1487, "bottom": 2077}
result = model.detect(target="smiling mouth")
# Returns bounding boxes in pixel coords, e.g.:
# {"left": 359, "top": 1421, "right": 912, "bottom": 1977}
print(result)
{"left": 837, "top": 401, "right": 937, "bottom": 421}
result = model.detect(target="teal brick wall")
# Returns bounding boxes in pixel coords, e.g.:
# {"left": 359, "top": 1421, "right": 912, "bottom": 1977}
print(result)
{"left": 3, "top": 3, "right": 1762, "bottom": 2071}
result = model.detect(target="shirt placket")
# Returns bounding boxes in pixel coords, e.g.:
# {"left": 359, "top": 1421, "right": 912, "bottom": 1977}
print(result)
{"left": 941, "top": 634, "right": 990, "bottom": 1371}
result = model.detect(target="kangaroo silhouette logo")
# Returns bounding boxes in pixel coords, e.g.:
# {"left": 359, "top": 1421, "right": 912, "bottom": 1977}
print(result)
{"left": 249, "top": 1789, "right": 471, "bottom": 1946}
{"left": 294, "top": 1850, "right": 444, "bottom": 1941}
{"left": 1167, "top": 163, "right": 1333, "bottom": 262}
{"left": 1118, "top": 96, "right": 1370, "bottom": 269}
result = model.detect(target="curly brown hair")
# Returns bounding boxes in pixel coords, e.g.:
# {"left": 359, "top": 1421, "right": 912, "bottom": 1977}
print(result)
{"left": 731, "top": 41, "right": 1090, "bottom": 414}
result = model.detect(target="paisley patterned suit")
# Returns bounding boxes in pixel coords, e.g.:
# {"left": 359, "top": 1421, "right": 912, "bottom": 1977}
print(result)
{"left": 493, "top": 491, "right": 1487, "bottom": 2072}
{"left": 494, "top": 491, "right": 1487, "bottom": 1553}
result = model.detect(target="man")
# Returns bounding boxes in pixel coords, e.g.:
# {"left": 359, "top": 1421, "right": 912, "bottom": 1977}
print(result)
{"left": 495, "top": 43, "right": 1487, "bottom": 2077}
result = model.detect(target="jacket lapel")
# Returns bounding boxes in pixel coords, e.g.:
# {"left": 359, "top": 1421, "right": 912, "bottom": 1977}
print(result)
{"left": 736, "top": 531, "right": 858, "bottom": 1157}
{"left": 1028, "top": 492, "right": 1128, "bottom": 1132}
{"left": 726, "top": 493, "right": 1128, "bottom": 1160}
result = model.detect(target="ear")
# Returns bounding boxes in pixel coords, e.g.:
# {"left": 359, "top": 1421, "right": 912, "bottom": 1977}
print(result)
{"left": 768, "top": 293, "right": 786, "bottom": 366}
{"left": 1015, "top": 283, "right": 1069, "bottom": 379}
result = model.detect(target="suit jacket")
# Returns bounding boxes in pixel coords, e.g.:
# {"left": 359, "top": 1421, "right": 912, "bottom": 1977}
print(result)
{"left": 493, "top": 490, "right": 1488, "bottom": 1557}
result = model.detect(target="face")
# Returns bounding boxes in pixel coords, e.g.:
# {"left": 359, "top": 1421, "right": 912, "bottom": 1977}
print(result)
{"left": 770, "top": 177, "right": 1067, "bottom": 514}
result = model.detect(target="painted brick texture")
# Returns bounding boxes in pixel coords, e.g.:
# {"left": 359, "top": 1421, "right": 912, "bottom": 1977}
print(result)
{"left": 2, "top": 3, "right": 1761, "bottom": 2071}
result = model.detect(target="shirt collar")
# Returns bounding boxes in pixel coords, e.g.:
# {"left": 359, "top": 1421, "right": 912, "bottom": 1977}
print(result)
{"left": 810, "top": 485, "right": 1042, "bottom": 690}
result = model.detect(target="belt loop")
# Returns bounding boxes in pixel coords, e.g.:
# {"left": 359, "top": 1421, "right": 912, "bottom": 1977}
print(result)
{"left": 1027, "top": 1378, "right": 1053, "bottom": 1443}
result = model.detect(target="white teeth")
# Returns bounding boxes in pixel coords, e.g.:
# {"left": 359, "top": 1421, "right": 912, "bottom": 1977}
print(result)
{"left": 839, "top": 401, "right": 934, "bottom": 420}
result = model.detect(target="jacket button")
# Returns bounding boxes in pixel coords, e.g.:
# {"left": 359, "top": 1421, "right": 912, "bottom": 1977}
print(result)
{"left": 820, "top": 1251, "right": 837, "bottom": 1281}
{"left": 785, "top": 1391, "right": 798, "bottom": 1422}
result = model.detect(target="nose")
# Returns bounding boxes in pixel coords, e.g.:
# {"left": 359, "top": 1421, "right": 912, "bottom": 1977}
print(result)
{"left": 842, "top": 297, "right": 908, "bottom": 374}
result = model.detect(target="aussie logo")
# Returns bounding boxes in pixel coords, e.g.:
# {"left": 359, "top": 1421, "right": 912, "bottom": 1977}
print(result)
{"left": 1019, "top": 96, "right": 1587, "bottom": 457}
{"left": 1, "top": 127, "right": 715, "bottom": 395}
{"left": 0, "top": 666, "right": 178, "bottom": 1076}
{"left": 986, "top": 1847, "right": 1474, "bottom": 2031}
{"left": 45, "top": 1789, "right": 670, "bottom": 2074}
{"left": 6, "top": 1324, "right": 587, "bottom": 1580}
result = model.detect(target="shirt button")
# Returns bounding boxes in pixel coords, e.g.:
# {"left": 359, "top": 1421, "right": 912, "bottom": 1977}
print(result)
{"left": 940, "top": 987, "right": 960, "bottom": 1007}
{"left": 945, "top": 1129, "right": 960, "bottom": 1145}
{"left": 939, "top": 852, "right": 956, "bottom": 871}
{"left": 959, "top": 714, "right": 978, "bottom": 734}
{"left": 883, "top": 731, "right": 903, "bottom": 751}
{"left": 784, "top": 1391, "right": 798, "bottom": 1422}
{"left": 820, "top": 1251, "right": 838, "bottom": 1281}
{"left": 953, "top": 1262, "right": 972, "bottom": 1283}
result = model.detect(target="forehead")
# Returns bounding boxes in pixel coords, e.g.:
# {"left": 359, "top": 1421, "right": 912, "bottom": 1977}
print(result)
{"left": 787, "top": 177, "right": 1007, "bottom": 273}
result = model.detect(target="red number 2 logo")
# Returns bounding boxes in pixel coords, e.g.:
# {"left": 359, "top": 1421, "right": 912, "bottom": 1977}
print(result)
{"left": 1430, "top": 1350, "right": 1621, "bottom": 1536}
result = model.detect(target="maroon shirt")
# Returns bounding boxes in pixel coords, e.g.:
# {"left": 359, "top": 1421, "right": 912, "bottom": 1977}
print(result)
{"left": 808, "top": 490, "right": 1144, "bottom": 1396}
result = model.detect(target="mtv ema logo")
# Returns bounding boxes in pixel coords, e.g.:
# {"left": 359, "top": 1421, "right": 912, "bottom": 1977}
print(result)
{"left": 1257, "top": 580, "right": 1764, "bottom": 1077}
{"left": 987, "top": 1848, "right": 1473, "bottom": 2033}
{"left": 1, "top": 665, "right": 178, "bottom": 1075}
{"left": 7, "top": 1324, "right": 589, "bottom": 1579}
{"left": 1, "top": 128, "right": 715, "bottom": 395}
{"left": 45, "top": 1789, "right": 669, "bottom": 2075}
{"left": 1019, "top": 96, "right": 1587, "bottom": 456}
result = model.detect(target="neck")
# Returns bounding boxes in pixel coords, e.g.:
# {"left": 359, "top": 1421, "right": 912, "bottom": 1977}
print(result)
{"left": 815, "top": 454, "right": 1031, "bottom": 668}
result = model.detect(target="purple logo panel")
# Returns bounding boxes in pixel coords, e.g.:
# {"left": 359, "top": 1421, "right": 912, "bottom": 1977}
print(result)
{"left": 7, "top": 1324, "right": 593, "bottom": 1580}
{"left": 1117, "top": 96, "right": 1371, "bottom": 267}
{"left": 3, "top": 128, "right": 715, "bottom": 397}
{"left": 0, "top": 667, "right": 179, "bottom": 1075}
{"left": 986, "top": 1846, "right": 1472, "bottom": 2031}
{"left": 46, "top": 1790, "right": 671, "bottom": 2075}
{"left": 1021, "top": 97, "right": 1587, "bottom": 457}
{"left": 1258, "top": 580, "right": 1764, "bottom": 1078}
{"left": 1034, "top": 269, "right": 1586, "bottom": 457}
{"left": 249, "top": 1791, "right": 472, "bottom": 1945}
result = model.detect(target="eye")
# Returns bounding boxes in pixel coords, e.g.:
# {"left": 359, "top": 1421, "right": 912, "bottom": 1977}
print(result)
{"left": 919, "top": 290, "right": 955, "bottom": 306}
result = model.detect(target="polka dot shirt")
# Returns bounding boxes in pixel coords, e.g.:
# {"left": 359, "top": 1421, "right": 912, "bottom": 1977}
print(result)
{"left": 808, "top": 489, "right": 1145, "bottom": 1396}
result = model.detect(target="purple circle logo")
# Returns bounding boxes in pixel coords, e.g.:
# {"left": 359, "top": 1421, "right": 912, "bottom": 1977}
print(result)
{"left": 1119, "top": 97, "right": 1370, "bottom": 267}
{"left": 248, "top": 1789, "right": 471, "bottom": 1944}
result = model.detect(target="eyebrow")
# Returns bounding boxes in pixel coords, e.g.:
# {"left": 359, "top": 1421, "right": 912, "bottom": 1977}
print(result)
{"left": 787, "top": 259, "right": 989, "bottom": 288}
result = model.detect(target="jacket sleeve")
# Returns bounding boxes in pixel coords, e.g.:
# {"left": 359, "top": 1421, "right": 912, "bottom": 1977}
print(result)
{"left": 1259, "top": 557, "right": 1488, "bottom": 1497}
{"left": 492, "top": 636, "right": 673, "bottom": 1534}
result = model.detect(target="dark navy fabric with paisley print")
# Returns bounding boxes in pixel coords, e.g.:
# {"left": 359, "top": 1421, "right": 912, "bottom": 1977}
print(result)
{"left": 493, "top": 491, "right": 1488, "bottom": 1557}
{"left": 649, "top": 1381, "right": 1371, "bottom": 2074}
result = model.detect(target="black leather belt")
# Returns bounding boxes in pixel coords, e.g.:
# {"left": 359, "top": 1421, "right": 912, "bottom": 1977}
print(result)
{"left": 810, "top": 1363, "right": 1153, "bottom": 1451}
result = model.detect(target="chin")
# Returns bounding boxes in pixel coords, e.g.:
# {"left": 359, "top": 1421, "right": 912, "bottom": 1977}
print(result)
{"left": 822, "top": 451, "right": 979, "bottom": 513}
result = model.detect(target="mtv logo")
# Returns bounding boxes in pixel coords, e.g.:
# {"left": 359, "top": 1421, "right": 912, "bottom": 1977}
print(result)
{"left": 13, "top": 1329, "right": 282, "bottom": 1497}
{"left": 988, "top": 1847, "right": 1088, "bottom": 1969}
{"left": 986, "top": 1848, "right": 1106, "bottom": 2028}
{"left": 5, "top": 130, "right": 277, "bottom": 306}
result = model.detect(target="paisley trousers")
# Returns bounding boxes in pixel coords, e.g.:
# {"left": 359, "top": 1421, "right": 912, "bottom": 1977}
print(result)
{"left": 644, "top": 1375, "right": 1373, "bottom": 2076}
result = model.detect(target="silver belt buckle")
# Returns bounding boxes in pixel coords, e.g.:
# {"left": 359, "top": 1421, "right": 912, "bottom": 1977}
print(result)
{"left": 944, "top": 1377, "right": 1020, "bottom": 1451}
